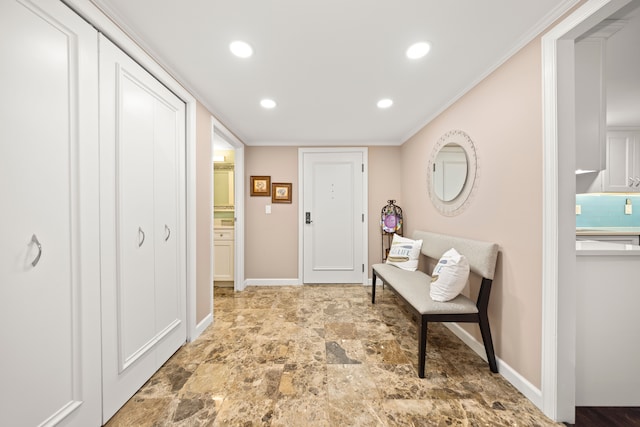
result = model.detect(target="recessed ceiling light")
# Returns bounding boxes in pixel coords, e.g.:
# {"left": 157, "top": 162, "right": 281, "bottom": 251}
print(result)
{"left": 377, "top": 98, "right": 393, "bottom": 109}
{"left": 229, "top": 40, "right": 253, "bottom": 58}
{"left": 406, "top": 42, "right": 431, "bottom": 59}
{"left": 260, "top": 99, "right": 277, "bottom": 109}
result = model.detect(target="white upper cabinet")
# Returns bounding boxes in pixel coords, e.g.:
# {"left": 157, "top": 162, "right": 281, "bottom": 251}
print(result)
{"left": 604, "top": 130, "right": 640, "bottom": 192}
{"left": 575, "top": 38, "right": 606, "bottom": 172}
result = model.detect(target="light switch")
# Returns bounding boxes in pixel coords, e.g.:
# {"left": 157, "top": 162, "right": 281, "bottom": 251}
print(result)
{"left": 265, "top": 205, "right": 271, "bottom": 214}
{"left": 575, "top": 205, "right": 581, "bottom": 215}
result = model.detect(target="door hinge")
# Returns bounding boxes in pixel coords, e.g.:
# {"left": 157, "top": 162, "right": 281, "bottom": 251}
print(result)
{"left": 362, "top": 163, "right": 364, "bottom": 172}
{"left": 362, "top": 213, "right": 364, "bottom": 222}
{"left": 362, "top": 264, "right": 365, "bottom": 273}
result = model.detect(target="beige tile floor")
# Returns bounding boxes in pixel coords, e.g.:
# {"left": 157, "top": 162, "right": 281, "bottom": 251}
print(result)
{"left": 106, "top": 285, "right": 561, "bottom": 426}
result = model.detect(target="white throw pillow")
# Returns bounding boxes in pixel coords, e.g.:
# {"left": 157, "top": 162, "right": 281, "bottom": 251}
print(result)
{"left": 386, "top": 234, "right": 423, "bottom": 271}
{"left": 430, "top": 248, "right": 470, "bottom": 302}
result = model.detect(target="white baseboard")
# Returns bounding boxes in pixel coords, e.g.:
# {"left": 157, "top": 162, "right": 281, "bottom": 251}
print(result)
{"left": 244, "top": 278, "right": 301, "bottom": 287}
{"left": 444, "top": 323, "right": 543, "bottom": 410}
{"left": 191, "top": 313, "right": 212, "bottom": 342}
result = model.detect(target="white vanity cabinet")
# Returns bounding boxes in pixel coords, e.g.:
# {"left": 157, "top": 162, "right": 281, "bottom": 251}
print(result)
{"left": 603, "top": 130, "right": 640, "bottom": 192}
{"left": 214, "top": 228, "right": 235, "bottom": 281}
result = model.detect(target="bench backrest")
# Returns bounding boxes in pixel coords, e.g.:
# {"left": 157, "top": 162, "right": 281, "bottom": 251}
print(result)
{"left": 413, "top": 230, "right": 499, "bottom": 280}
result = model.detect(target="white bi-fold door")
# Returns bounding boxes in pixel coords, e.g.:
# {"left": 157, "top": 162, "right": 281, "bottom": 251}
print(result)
{"left": 99, "top": 35, "right": 187, "bottom": 423}
{"left": 0, "top": 0, "right": 102, "bottom": 425}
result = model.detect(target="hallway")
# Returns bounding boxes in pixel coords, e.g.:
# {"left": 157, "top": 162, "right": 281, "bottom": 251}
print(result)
{"left": 106, "top": 285, "right": 560, "bottom": 426}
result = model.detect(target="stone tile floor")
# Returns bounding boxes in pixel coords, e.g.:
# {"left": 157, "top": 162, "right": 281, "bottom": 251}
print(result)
{"left": 106, "top": 285, "right": 561, "bottom": 426}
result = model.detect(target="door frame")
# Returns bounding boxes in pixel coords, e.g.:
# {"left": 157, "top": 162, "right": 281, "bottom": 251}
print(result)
{"left": 541, "top": 0, "right": 631, "bottom": 422}
{"left": 211, "top": 116, "right": 246, "bottom": 292}
{"left": 298, "top": 147, "right": 368, "bottom": 285}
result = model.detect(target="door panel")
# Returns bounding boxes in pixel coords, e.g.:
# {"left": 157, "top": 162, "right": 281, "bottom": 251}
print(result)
{"left": 0, "top": 0, "right": 101, "bottom": 425}
{"left": 302, "top": 151, "right": 365, "bottom": 283}
{"left": 118, "top": 74, "right": 157, "bottom": 365}
{"left": 153, "top": 94, "right": 186, "bottom": 362}
{"left": 99, "top": 35, "right": 186, "bottom": 423}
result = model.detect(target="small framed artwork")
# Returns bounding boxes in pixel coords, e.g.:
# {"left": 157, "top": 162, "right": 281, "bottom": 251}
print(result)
{"left": 271, "top": 182, "right": 292, "bottom": 203}
{"left": 250, "top": 176, "right": 271, "bottom": 196}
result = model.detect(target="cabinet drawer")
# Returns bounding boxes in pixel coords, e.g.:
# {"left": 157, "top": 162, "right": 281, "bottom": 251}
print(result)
{"left": 214, "top": 229, "right": 234, "bottom": 240}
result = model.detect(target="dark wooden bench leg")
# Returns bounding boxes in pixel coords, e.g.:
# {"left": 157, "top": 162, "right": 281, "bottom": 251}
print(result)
{"left": 418, "top": 315, "right": 428, "bottom": 378}
{"left": 479, "top": 312, "right": 498, "bottom": 373}
{"left": 371, "top": 272, "right": 377, "bottom": 304}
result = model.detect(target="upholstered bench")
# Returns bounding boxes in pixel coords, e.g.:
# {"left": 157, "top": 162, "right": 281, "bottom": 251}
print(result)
{"left": 371, "top": 230, "right": 499, "bottom": 378}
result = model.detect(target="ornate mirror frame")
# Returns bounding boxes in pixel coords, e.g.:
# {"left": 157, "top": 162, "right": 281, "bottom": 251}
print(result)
{"left": 426, "top": 130, "right": 479, "bottom": 216}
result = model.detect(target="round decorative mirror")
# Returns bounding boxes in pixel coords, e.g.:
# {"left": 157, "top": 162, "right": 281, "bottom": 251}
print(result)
{"left": 433, "top": 143, "right": 467, "bottom": 201}
{"left": 427, "top": 130, "right": 478, "bottom": 216}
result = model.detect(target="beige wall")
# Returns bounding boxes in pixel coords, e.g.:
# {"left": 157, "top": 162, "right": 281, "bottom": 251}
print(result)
{"left": 195, "top": 101, "right": 212, "bottom": 323}
{"left": 400, "top": 38, "right": 544, "bottom": 387}
{"left": 244, "top": 145, "right": 403, "bottom": 280}
{"left": 368, "top": 146, "right": 403, "bottom": 266}
{"left": 245, "top": 146, "right": 299, "bottom": 279}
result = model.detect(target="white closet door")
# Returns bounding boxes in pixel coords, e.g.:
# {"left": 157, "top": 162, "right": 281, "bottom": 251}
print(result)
{"left": 0, "top": 0, "right": 101, "bottom": 426}
{"left": 153, "top": 98, "right": 187, "bottom": 363}
{"left": 99, "top": 35, "right": 187, "bottom": 423}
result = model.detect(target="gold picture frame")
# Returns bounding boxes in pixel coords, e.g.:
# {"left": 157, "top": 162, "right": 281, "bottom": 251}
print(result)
{"left": 250, "top": 176, "right": 271, "bottom": 196}
{"left": 271, "top": 182, "right": 292, "bottom": 203}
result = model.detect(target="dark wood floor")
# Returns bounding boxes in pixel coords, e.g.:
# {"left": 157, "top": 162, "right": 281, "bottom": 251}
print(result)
{"left": 568, "top": 407, "right": 640, "bottom": 426}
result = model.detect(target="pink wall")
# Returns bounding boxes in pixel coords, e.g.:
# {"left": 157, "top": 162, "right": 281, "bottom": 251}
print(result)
{"left": 401, "top": 38, "right": 544, "bottom": 387}
{"left": 195, "top": 101, "right": 212, "bottom": 323}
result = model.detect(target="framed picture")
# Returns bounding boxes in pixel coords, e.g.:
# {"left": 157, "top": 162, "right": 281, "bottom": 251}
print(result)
{"left": 250, "top": 176, "right": 271, "bottom": 196}
{"left": 271, "top": 182, "right": 292, "bottom": 203}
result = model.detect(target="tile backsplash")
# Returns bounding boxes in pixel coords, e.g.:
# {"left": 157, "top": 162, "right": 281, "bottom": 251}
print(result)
{"left": 576, "top": 194, "right": 640, "bottom": 227}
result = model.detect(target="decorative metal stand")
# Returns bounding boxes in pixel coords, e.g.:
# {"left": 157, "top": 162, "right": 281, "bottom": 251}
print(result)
{"left": 380, "top": 200, "right": 403, "bottom": 261}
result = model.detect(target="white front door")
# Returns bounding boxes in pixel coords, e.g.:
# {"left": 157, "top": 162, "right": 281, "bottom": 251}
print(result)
{"left": 301, "top": 149, "right": 367, "bottom": 284}
{"left": 99, "top": 35, "right": 187, "bottom": 422}
{"left": 0, "top": 0, "right": 101, "bottom": 425}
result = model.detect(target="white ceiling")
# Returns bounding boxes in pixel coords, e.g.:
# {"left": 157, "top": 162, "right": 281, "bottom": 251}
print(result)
{"left": 92, "top": 0, "right": 580, "bottom": 146}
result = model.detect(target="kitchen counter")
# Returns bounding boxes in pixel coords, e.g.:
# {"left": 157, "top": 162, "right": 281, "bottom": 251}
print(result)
{"left": 576, "top": 226, "right": 640, "bottom": 235}
{"left": 576, "top": 239, "right": 640, "bottom": 256}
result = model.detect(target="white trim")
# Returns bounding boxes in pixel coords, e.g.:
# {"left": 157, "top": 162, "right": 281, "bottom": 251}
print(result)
{"left": 244, "top": 279, "right": 302, "bottom": 287}
{"left": 207, "top": 117, "right": 215, "bottom": 328}
{"left": 211, "top": 116, "right": 246, "bottom": 292}
{"left": 298, "top": 147, "right": 369, "bottom": 285}
{"left": 248, "top": 140, "right": 399, "bottom": 147}
{"left": 444, "top": 323, "right": 543, "bottom": 409}
{"left": 64, "top": 0, "right": 199, "bottom": 342}
{"left": 195, "top": 313, "right": 213, "bottom": 337}
{"left": 541, "top": 0, "right": 632, "bottom": 422}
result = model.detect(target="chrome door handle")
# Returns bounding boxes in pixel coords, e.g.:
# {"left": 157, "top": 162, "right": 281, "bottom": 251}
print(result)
{"left": 164, "top": 224, "right": 171, "bottom": 242}
{"left": 30, "top": 234, "right": 42, "bottom": 267}
{"left": 138, "top": 227, "right": 145, "bottom": 247}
